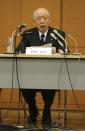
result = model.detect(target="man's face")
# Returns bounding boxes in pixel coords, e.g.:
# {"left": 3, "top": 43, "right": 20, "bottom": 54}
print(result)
{"left": 34, "top": 12, "right": 50, "bottom": 33}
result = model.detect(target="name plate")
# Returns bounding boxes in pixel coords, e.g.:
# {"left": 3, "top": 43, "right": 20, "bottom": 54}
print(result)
{"left": 26, "top": 47, "right": 52, "bottom": 55}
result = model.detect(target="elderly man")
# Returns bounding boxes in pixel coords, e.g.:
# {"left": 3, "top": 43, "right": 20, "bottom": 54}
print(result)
{"left": 16, "top": 8, "right": 67, "bottom": 126}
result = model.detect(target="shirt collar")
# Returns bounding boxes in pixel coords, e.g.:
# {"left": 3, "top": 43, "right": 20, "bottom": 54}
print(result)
{"left": 39, "top": 29, "right": 48, "bottom": 40}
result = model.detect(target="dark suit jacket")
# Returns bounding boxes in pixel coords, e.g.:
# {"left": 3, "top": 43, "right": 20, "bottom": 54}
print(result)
{"left": 16, "top": 26, "right": 66, "bottom": 53}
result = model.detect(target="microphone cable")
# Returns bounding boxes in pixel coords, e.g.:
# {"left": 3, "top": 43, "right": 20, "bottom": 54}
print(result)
{"left": 52, "top": 60, "right": 65, "bottom": 127}
{"left": 63, "top": 54, "right": 85, "bottom": 119}
{"left": 14, "top": 54, "right": 29, "bottom": 126}
{"left": 51, "top": 53, "right": 85, "bottom": 131}
{"left": 51, "top": 56, "right": 76, "bottom": 131}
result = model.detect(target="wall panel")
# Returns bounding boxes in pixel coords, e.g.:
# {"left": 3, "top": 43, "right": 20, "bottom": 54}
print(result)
{"left": 0, "top": 0, "right": 21, "bottom": 52}
{"left": 61, "top": 0, "right": 85, "bottom": 54}
{"left": 21, "top": 0, "right": 61, "bottom": 28}
{"left": 61, "top": 0, "right": 85, "bottom": 109}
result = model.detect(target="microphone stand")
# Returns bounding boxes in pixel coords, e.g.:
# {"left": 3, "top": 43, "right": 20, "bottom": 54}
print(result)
{"left": 12, "top": 28, "right": 20, "bottom": 53}
{"left": 67, "top": 33, "right": 80, "bottom": 55}
{"left": 9, "top": 24, "right": 23, "bottom": 54}
{"left": 10, "top": 28, "right": 21, "bottom": 126}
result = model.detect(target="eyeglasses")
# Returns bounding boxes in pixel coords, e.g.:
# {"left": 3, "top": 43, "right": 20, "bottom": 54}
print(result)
{"left": 35, "top": 16, "right": 49, "bottom": 21}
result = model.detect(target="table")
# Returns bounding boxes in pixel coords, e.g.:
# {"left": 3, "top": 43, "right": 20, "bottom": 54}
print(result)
{"left": 0, "top": 53, "right": 85, "bottom": 126}
{"left": 0, "top": 53, "right": 85, "bottom": 90}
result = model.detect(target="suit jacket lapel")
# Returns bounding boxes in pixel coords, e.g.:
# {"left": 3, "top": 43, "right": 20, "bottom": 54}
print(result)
{"left": 33, "top": 28, "right": 40, "bottom": 45}
{"left": 45, "top": 27, "right": 53, "bottom": 44}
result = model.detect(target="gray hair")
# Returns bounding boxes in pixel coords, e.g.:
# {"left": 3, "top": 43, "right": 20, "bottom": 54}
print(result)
{"left": 33, "top": 8, "right": 51, "bottom": 20}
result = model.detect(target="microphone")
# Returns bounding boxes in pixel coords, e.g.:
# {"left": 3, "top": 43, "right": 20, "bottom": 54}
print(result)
{"left": 17, "top": 23, "right": 27, "bottom": 32}
{"left": 17, "top": 23, "right": 27, "bottom": 28}
{"left": 53, "top": 29, "right": 68, "bottom": 54}
{"left": 50, "top": 33, "right": 67, "bottom": 54}
{"left": 50, "top": 33, "right": 64, "bottom": 47}
{"left": 53, "top": 29, "right": 65, "bottom": 41}
{"left": 53, "top": 29, "right": 79, "bottom": 55}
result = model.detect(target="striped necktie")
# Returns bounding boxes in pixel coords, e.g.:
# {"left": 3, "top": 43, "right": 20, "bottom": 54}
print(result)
{"left": 40, "top": 34, "right": 45, "bottom": 44}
